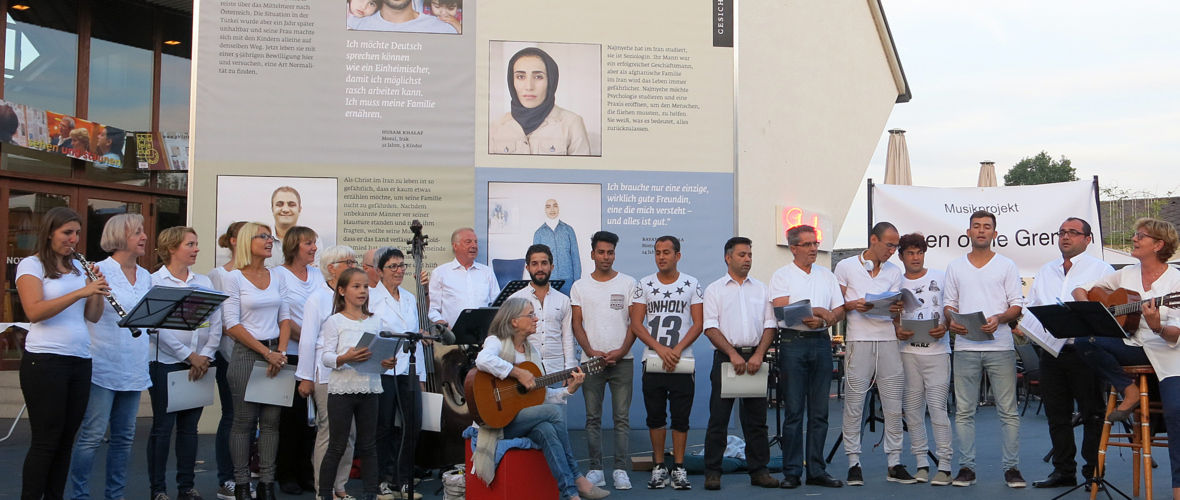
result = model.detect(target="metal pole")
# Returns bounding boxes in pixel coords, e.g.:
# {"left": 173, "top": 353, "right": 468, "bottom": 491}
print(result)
{"left": 867, "top": 178, "right": 875, "bottom": 241}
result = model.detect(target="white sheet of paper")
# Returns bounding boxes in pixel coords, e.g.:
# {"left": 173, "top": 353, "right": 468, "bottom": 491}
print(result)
{"left": 420, "top": 391, "right": 443, "bottom": 432}
{"left": 719, "top": 362, "right": 769, "bottom": 398}
{"left": 1017, "top": 308, "right": 1064, "bottom": 357}
{"left": 166, "top": 367, "right": 217, "bottom": 413}
{"left": 950, "top": 311, "right": 994, "bottom": 342}
{"left": 775, "top": 300, "right": 814, "bottom": 330}
{"left": 901, "top": 318, "right": 940, "bottom": 345}
{"left": 863, "top": 291, "right": 902, "bottom": 318}
{"left": 244, "top": 361, "right": 297, "bottom": 407}
{"left": 350, "top": 336, "right": 403, "bottom": 374}
{"left": 900, "top": 288, "right": 922, "bottom": 313}
{"left": 644, "top": 353, "right": 695, "bottom": 374}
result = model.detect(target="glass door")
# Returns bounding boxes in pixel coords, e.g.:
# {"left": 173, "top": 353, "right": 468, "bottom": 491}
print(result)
{"left": 78, "top": 189, "right": 154, "bottom": 267}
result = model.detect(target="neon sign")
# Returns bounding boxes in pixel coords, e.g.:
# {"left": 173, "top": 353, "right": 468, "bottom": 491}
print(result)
{"left": 775, "top": 205, "right": 833, "bottom": 251}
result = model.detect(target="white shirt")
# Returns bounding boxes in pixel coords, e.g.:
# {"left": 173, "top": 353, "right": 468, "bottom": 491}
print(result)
{"left": 207, "top": 266, "right": 236, "bottom": 359}
{"left": 1080, "top": 265, "right": 1180, "bottom": 379}
{"left": 509, "top": 284, "right": 576, "bottom": 373}
{"left": 570, "top": 272, "right": 637, "bottom": 361}
{"left": 633, "top": 272, "right": 704, "bottom": 359}
{"left": 428, "top": 259, "right": 501, "bottom": 326}
{"left": 943, "top": 253, "right": 1024, "bottom": 351}
{"left": 275, "top": 265, "right": 327, "bottom": 355}
{"left": 769, "top": 262, "right": 844, "bottom": 311}
{"left": 150, "top": 267, "right": 224, "bottom": 365}
{"left": 320, "top": 314, "right": 385, "bottom": 394}
{"left": 371, "top": 284, "right": 427, "bottom": 380}
{"left": 223, "top": 268, "right": 291, "bottom": 341}
{"left": 702, "top": 274, "right": 776, "bottom": 348}
{"left": 87, "top": 257, "right": 153, "bottom": 392}
{"left": 296, "top": 285, "right": 334, "bottom": 383}
{"left": 474, "top": 335, "right": 572, "bottom": 405}
{"left": 835, "top": 255, "right": 903, "bottom": 342}
{"left": 1027, "top": 253, "right": 1115, "bottom": 345}
{"left": 899, "top": 269, "right": 951, "bottom": 355}
{"left": 16, "top": 257, "right": 91, "bottom": 358}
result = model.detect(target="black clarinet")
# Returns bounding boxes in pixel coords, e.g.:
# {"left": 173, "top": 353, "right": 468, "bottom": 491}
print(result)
{"left": 72, "top": 250, "right": 142, "bottom": 338}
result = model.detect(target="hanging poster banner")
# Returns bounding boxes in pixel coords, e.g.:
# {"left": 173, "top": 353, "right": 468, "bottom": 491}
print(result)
{"left": 0, "top": 99, "right": 128, "bottom": 169}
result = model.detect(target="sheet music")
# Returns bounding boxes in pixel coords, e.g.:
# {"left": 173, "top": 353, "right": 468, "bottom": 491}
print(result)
{"left": 643, "top": 353, "right": 695, "bottom": 374}
{"left": 719, "top": 362, "right": 769, "bottom": 398}
{"left": 1015, "top": 308, "right": 1063, "bottom": 357}
{"left": 349, "top": 335, "right": 403, "bottom": 375}
{"left": 950, "top": 310, "right": 994, "bottom": 342}
{"left": 244, "top": 361, "right": 297, "bottom": 407}
{"left": 901, "top": 318, "right": 940, "bottom": 345}
{"left": 166, "top": 367, "right": 217, "bottom": 413}
{"left": 900, "top": 288, "right": 922, "bottom": 313}
{"left": 774, "top": 300, "right": 813, "bottom": 330}
{"left": 863, "top": 291, "right": 902, "bottom": 318}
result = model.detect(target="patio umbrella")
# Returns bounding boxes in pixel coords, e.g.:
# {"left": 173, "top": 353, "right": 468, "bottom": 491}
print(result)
{"left": 884, "top": 129, "right": 912, "bottom": 185}
{"left": 977, "top": 161, "right": 998, "bottom": 187}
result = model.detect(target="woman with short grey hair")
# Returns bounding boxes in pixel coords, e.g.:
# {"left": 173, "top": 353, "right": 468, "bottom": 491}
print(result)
{"left": 67, "top": 213, "right": 154, "bottom": 500}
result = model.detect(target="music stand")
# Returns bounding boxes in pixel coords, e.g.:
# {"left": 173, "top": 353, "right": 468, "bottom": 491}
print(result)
{"left": 451, "top": 308, "right": 499, "bottom": 345}
{"left": 491, "top": 280, "right": 567, "bottom": 306}
{"left": 118, "top": 286, "right": 228, "bottom": 332}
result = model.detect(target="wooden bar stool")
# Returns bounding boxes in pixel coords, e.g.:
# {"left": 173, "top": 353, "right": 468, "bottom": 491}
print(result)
{"left": 1093, "top": 365, "right": 1169, "bottom": 500}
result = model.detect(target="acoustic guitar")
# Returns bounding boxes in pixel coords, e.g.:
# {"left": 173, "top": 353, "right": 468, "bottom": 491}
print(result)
{"left": 1087, "top": 287, "right": 1180, "bottom": 334}
{"left": 466, "top": 357, "right": 605, "bottom": 429}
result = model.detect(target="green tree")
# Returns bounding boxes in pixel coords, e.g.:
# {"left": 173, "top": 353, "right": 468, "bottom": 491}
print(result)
{"left": 1003, "top": 151, "right": 1078, "bottom": 186}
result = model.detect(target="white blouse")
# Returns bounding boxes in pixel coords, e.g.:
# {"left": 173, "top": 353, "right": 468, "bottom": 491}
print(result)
{"left": 1082, "top": 265, "right": 1180, "bottom": 379}
{"left": 15, "top": 256, "right": 91, "bottom": 358}
{"left": 275, "top": 265, "right": 327, "bottom": 355}
{"left": 87, "top": 257, "right": 152, "bottom": 392}
{"left": 296, "top": 285, "right": 334, "bottom": 384}
{"left": 150, "top": 267, "right": 224, "bottom": 366}
{"left": 474, "top": 335, "right": 572, "bottom": 405}
{"left": 320, "top": 314, "right": 384, "bottom": 394}
{"left": 223, "top": 268, "right": 291, "bottom": 342}
{"left": 207, "top": 266, "right": 235, "bottom": 359}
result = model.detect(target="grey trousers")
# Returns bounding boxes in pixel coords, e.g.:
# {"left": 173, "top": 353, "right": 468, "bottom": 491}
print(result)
{"left": 582, "top": 358, "right": 633, "bottom": 471}
{"left": 843, "top": 341, "right": 905, "bottom": 466}
{"left": 901, "top": 352, "right": 953, "bottom": 471}
{"left": 227, "top": 343, "right": 282, "bottom": 483}
{"left": 313, "top": 382, "right": 355, "bottom": 493}
{"left": 953, "top": 350, "right": 1020, "bottom": 470}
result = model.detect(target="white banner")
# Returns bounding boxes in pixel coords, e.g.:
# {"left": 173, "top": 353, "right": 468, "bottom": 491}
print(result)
{"left": 871, "top": 180, "right": 1102, "bottom": 277}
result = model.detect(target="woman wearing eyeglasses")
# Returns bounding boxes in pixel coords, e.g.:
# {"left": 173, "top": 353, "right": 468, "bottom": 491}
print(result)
{"left": 295, "top": 245, "right": 361, "bottom": 500}
{"left": 1073, "top": 218, "right": 1180, "bottom": 498}
{"left": 223, "top": 222, "right": 293, "bottom": 500}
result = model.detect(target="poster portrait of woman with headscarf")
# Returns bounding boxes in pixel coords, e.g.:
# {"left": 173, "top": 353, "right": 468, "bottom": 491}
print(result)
{"left": 489, "top": 42, "right": 601, "bottom": 156}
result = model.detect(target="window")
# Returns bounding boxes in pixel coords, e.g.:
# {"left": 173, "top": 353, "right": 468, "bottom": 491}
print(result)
{"left": 4, "top": 12, "right": 78, "bottom": 115}
{"left": 159, "top": 54, "right": 190, "bottom": 133}
{"left": 1, "top": 146, "right": 72, "bottom": 176}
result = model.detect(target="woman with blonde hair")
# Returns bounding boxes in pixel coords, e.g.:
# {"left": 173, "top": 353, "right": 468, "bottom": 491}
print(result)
{"left": 210, "top": 220, "right": 247, "bottom": 499}
{"left": 16, "top": 207, "right": 108, "bottom": 499}
{"left": 68, "top": 213, "right": 153, "bottom": 500}
{"left": 274, "top": 226, "right": 322, "bottom": 493}
{"left": 223, "top": 222, "right": 293, "bottom": 500}
{"left": 147, "top": 227, "right": 223, "bottom": 500}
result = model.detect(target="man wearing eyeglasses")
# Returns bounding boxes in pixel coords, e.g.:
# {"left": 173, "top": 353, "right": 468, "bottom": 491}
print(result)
{"left": 768, "top": 225, "right": 845, "bottom": 489}
{"left": 833, "top": 222, "right": 909, "bottom": 485}
{"left": 1025, "top": 218, "right": 1113, "bottom": 490}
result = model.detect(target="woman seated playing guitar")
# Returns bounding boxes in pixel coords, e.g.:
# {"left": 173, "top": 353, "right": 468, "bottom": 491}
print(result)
{"left": 472, "top": 297, "right": 610, "bottom": 500}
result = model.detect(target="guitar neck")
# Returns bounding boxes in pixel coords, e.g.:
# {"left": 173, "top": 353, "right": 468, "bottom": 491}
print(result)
{"left": 534, "top": 365, "right": 578, "bottom": 388}
{"left": 1110, "top": 294, "right": 1175, "bottom": 317}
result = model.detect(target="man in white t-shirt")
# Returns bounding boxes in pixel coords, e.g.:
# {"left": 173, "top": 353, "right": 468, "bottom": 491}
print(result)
{"left": 629, "top": 236, "right": 703, "bottom": 490}
{"left": 835, "top": 222, "right": 907, "bottom": 486}
{"left": 943, "top": 210, "right": 1025, "bottom": 488}
{"left": 769, "top": 225, "right": 845, "bottom": 489}
{"left": 895, "top": 233, "right": 953, "bottom": 486}
{"left": 509, "top": 244, "right": 576, "bottom": 374}
{"left": 571, "top": 231, "right": 638, "bottom": 490}
{"left": 1026, "top": 218, "right": 1113, "bottom": 490}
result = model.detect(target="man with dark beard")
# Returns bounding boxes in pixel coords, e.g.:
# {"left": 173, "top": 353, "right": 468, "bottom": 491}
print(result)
{"left": 352, "top": 0, "right": 458, "bottom": 33}
{"left": 508, "top": 244, "right": 577, "bottom": 374}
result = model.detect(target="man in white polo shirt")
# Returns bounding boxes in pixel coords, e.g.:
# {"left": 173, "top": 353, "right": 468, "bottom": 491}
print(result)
{"left": 1026, "top": 218, "right": 1113, "bottom": 490}
{"left": 943, "top": 210, "right": 1025, "bottom": 489}
{"left": 835, "top": 222, "right": 907, "bottom": 486}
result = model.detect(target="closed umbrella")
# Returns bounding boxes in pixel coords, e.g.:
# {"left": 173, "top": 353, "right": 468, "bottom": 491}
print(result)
{"left": 884, "top": 129, "right": 912, "bottom": 185}
{"left": 977, "top": 161, "right": 998, "bottom": 187}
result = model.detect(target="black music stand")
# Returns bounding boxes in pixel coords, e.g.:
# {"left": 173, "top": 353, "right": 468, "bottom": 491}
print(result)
{"left": 491, "top": 279, "right": 567, "bottom": 306}
{"left": 118, "top": 286, "right": 228, "bottom": 332}
{"left": 451, "top": 307, "right": 499, "bottom": 345}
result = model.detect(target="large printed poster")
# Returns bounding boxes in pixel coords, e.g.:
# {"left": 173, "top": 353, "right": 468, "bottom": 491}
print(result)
{"left": 192, "top": 0, "right": 736, "bottom": 428}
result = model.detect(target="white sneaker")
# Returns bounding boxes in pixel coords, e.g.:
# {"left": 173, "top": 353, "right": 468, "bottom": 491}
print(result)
{"left": 671, "top": 466, "right": 691, "bottom": 490}
{"left": 647, "top": 465, "right": 669, "bottom": 489}
{"left": 376, "top": 482, "right": 396, "bottom": 500}
{"left": 586, "top": 470, "right": 606, "bottom": 487}
{"left": 613, "top": 470, "right": 633, "bottom": 490}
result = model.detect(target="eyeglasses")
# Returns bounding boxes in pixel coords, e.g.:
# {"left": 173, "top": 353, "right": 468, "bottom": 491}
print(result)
{"left": 792, "top": 241, "right": 820, "bottom": 249}
{"left": 1057, "top": 229, "right": 1088, "bottom": 238}
{"left": 884, "top": 243, "right": 899, "bottom": 250}
{"left": 331, "top": 260, "right": 359, "bottom": 267}
{"left": 518, "top": 312, "right": 537, "bottom": 320}
{"left": 383, "top": 263, "right": 409, "bottom": 271}
{"left": 253, "top": 233, "right": 275, "bottom": 243}
{"left": 1133, "top": 232, "right": 1156, "bottom": 241}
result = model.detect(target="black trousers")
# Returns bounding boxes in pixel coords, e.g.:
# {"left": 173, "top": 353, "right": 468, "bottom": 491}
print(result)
{"left": 1041, "top": 347, "right": 1104, "bottom": 477}
{"left": 704, "top": 350, "right": 770, "bottom": 475}
{"left": 377, "top": 374, "right": 421, "bottom": 488}
{"left": 319, "top": 393, "right": 379, "bottom": 497}
{"left": 20, "top": 350, "right": 92, "bottom": 500}
{"left": 275, "top": 354, "right": 316, "bottom": 485}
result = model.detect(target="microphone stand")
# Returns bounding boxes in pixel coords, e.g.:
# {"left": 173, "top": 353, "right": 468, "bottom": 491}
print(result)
{"left": 380, "top": 330, "right": 448, "bottom": 500}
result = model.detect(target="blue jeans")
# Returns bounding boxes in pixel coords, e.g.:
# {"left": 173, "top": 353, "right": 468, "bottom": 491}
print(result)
{"left": 147, "top": 362, "right": 204, "bottom": 496}
{"left": 68, "top": 385, "right": 141, "bottom": 500}
{"left": 213, "top": 352, "right": 235, "bottom": 485}
{"left": 1159, "top": 377, "right": 1180, "bottom": 488}
{"left": 953, "top": 350, "right": 1019, "bottom": 470}
{"left": 777, "top": 335, "right": 833, "bottom": 479}
{"left": 502, "top": 404, "right": 583, "bottom": 500}
{"left": 1075, "top": 336, "right": 1150, "bottom": 392}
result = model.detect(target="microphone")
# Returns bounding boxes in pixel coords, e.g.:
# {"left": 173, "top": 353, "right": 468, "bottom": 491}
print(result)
{"left": 431, "top": 323, "right": 457, "bottom": 345}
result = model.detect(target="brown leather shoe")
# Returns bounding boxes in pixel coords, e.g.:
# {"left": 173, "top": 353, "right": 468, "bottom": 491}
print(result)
{"left": 750, "top": 473, "right": 781, "bottom": 488}
{"left": 704, "top": 473, "right": 721, "bottom": 490}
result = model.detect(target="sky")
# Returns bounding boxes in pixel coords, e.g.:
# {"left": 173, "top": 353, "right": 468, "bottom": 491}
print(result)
{"left": 834, "top": 1, "right": 1180, "bottom": 249}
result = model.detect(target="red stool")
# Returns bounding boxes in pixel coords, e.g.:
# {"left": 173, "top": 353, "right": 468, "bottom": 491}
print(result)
{"left": 465, "top": 438, "right": 559, "bottom": 500}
